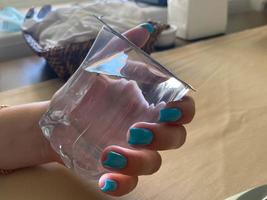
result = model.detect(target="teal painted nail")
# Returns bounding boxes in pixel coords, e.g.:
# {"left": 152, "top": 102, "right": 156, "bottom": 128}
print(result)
{"left": 141, "top": 23, "right": 154, "bottom": 33}
{"left": 128, "top": 127, "right": 154, "bottom": 145}
{"left": 101, "top": 179, "right": 118, "bottom": 192}
{"left": 159, "top": 108, "right": 182, "bottom": 122}
{"left": 103, "top": 151, "right": 127, "bottom": 170}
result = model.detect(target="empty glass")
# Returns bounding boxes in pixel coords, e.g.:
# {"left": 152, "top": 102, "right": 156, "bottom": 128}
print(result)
{"left": 39, "top": 18, "right": 192, "bottom": 181}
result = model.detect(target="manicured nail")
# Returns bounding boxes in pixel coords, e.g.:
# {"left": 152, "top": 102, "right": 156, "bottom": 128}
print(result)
{"left": 141, "top": 23, "right": 154, "bottom": 33}
{"left": 159, "top": 108, "right": 182, "bottom": 122}
{"left": 102, "top": 151, "right": 127, "bottom": 170}
{"left": 128, "top": 127, "right": 153, "bottom": 145}
{"left": 101, "top": 179, "right": 118, "bottom": 192}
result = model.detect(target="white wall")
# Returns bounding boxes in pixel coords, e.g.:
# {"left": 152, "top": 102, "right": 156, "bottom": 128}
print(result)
{"left": 250, "top": 0, "right": 267, "bottom": 10}
{"left": 228, "top": 0, "right": 266, "bottom": 13}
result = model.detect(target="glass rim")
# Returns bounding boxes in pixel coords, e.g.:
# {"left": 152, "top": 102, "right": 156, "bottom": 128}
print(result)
{"left": 92, "top": 15, "right": 196, "bottom": 92}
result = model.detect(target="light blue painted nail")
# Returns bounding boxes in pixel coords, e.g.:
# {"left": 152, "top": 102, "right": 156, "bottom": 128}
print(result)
{"left": 103, "top": 151, "right": 127, "bottom": 170}
{"left": 101, "top": 179, "right": 118, "bottom": 192}
{"left": 141, "top": 23, "right": 154, "bottom": 33}
{"left": 159, "top": 108, "right": 182, "bottom": 122}
{"left": 128, "top": 127, "right": 154, "bottom": 145}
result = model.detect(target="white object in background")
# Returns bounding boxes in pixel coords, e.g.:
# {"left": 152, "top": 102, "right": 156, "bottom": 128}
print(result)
{"left": 168, "top": 0, "right": 228, "bottom": 40}
{"left": 82, "top": 1, "right": 168, "bottom": 24}
{"left": 154, "top": 25, "right": 177, "bottom": 48}
{"left": 23, "top": 1, "right": 168, "bottom": 49}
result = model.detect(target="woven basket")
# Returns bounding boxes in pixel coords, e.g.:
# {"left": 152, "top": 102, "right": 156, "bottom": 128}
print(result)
{"left": 23, "top": 21, "right": 169, "bottom": 80}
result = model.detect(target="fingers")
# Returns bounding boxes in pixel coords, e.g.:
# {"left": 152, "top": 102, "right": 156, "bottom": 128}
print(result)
{"left": 100, "top": 97, "right": 194, "bottom": 175}
{"left": 98, "top": 23, "right": 154, "bottom": 57}
{"left": 128, "top": 122, "right": 186, "bottom": 151}
{"left": 99, "top": 96, "right": 195, "bottom": 196}
{"left": 121, "top": 60, "right": 168, "bottom": 84}
{"left": 99, "top": 173, "right": 138, "bottom": 196}
{"left": 101, "top": 145, "right": 161, "bottom": 176}
{"left": 159, "top": 96, "right": 195, "bottom": 125}
{"left": 126, "top": 96, "right": 194, "bottom": 150}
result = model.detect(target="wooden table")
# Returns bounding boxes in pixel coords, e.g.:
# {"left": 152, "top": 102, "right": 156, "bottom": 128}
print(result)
{"left": 1, "top": 25, "right": 267, "bottom": 200}
{"left": 0, "top": 57, "right": 57, "bottom": 92}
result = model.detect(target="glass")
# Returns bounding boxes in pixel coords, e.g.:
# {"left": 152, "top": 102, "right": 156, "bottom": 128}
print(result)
{"left": 39, "top": 17, "right": 193, "bottom": 181}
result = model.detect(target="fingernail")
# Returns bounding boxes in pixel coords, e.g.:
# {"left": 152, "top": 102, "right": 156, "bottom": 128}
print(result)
{"left": 102, "top": 151, "right": 127, "bottom": 170}
{"left": 101, "top": 179, "right": 118, "bottom": 192}
{"left": 159, "top": 108, "right": 182, "bottom": 122}
{"left": 140, "top": 23, "right": 154, "bottom": 33}
{"left": 128, "top": 127, "right": 153, "bottom": 145}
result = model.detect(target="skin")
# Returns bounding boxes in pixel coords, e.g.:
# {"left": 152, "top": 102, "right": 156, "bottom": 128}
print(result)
{"left": 0, "top": 25, "right": 195, "bottom": 196}
{"left": 0, "top": 96, "right": 194, "bottom": 196}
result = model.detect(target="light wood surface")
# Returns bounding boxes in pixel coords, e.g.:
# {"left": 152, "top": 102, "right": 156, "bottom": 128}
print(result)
{"left": 0, "top": 79, "right": 63, "bottom": 105}
{"left": 1, "top": 25, "right": 267, "bottom": 200}
{"left": 0, "top": 56, "right": 57, "bottom": 92}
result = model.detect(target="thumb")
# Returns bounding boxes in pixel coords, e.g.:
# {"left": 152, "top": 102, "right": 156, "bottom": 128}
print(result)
{"left": 98, "top": 23, "right": 154, "bottom": 57}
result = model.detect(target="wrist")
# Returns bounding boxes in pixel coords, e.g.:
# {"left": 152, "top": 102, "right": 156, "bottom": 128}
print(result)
{"left": 37, "top": 101, "right": 63, "bottom": 164}
{"left": 0, "top": 101, "right": 62, "bottom": 170}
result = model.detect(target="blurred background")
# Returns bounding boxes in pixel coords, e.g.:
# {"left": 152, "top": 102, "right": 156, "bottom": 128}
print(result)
{"left": 0, "top": 0, "right": 267, "bottom": 91}
{"left": 1, "top": 0, "right": 266, "bottom": 12}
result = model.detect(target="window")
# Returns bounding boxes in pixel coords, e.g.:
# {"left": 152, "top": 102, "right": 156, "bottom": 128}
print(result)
{"left": 0, "top": 0, "right": 87, "bottom": 9}
{"left": 0, "top": 0, "right": 88, "bottom": 60}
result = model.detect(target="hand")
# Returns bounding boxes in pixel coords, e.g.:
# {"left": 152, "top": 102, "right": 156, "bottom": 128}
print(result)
{"left": 89, "top": 24, "right": 195, "bottom": 196}
{"left": 45, "top": 23, "right": 195, "bottom": 196}
{"left": 99, "top": 96, "right": 195, "bottom": 196}
{"left": 0, "top": 23, "right": 195, "bottom": 197}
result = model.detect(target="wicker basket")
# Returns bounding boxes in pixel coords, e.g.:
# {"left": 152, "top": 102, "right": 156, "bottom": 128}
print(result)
{"left": 22, "top": 21, "right": 169, "bottom": 80}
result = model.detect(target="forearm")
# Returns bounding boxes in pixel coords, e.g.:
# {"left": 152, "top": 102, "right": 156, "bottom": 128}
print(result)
{"left": 0, "top": 101, "right": 60, "bottom": 170}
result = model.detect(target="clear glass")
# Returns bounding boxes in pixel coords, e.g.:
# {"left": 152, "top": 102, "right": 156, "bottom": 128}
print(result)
{"left": 39, "top": 24, "right": 190, "bottom": 181}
